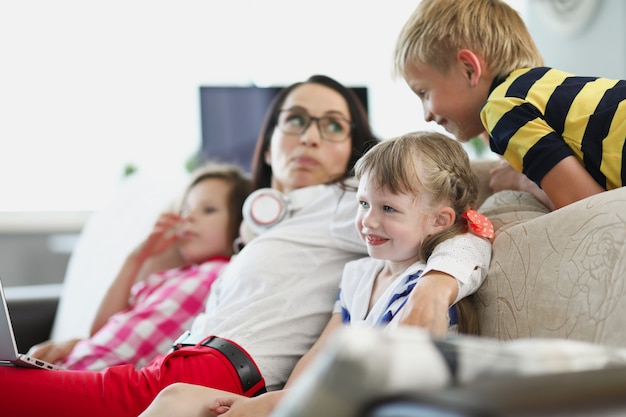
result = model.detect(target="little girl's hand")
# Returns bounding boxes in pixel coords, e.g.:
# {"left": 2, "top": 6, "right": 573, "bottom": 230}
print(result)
{"left": 27, "top": 338, "right": 81, "bottom": 364}
{"left": 135, "top": 212, "right": 182, "bottom": 262}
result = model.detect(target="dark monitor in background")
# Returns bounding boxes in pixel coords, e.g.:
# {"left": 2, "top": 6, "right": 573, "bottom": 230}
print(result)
{"left": 199, "top": 85, "right": 368, "bottom": 173}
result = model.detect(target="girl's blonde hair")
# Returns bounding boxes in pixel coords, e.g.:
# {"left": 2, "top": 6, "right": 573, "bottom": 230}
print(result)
{"left": 393, "top": 0, "right": 544, "bottom": 79}
{"left": 354, "top": 131, "right": 481, "bottom": 334}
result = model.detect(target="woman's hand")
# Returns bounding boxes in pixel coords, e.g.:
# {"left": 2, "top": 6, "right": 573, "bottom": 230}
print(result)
{"left": 139, "top": 383, "right": 232, "bottom": 417}
{"left": 210, "top": 392, "right": 283, "bottom": 417}
{"left": 27, "top": 338, "right": 81, "bottom": 364}
{"left": 138, "top": 384, "right": 281, "bottom": 417}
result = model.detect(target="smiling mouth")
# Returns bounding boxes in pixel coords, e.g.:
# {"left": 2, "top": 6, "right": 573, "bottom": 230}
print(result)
{"left": 366, "top": 235, "right": 388, "bottom": 246}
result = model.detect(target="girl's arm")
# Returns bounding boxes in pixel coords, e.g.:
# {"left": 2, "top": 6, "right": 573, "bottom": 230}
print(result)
{"left": 90, "top": 212, "right": 181, "bottom": 334}
{"left": 211, "top": 314, "right": 345, "bottom": 416}
{"left": 540, "top": 156, "right": 604, "bottom": 209}
{"left": 284, "top": 314, "right": 344, "bottom": 388}
{"left": 31, "top": 213, "right": 182, "bottom": 362}
{"left": 27, "top": 338, "right": 82, "bottom": 364}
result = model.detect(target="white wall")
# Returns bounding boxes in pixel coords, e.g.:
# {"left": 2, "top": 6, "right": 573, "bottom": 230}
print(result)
{"left": 0, "top": 1, "right": 525, "bottom": 212}
{"left": 527, "top": 0, "right": 626, "bottom": 79}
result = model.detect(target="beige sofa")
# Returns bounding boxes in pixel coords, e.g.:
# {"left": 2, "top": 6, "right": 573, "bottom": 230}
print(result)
{"left": 471, "top": 159, "right": 626, "bottom": 348}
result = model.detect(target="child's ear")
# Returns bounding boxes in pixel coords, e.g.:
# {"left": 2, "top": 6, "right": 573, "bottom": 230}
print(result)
{"left": 432, "top": 206, "right": 456, "bottom": 230}
{"left": 457, "top": 49, "right": 482, "bottom": 87}
{"left": 264, "top": 150, "right": 271, "bottom": 166}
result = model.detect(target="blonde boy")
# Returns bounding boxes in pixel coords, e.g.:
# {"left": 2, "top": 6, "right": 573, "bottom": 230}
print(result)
{"left": 394, "top": 0, "right": 626, "bottom": 210}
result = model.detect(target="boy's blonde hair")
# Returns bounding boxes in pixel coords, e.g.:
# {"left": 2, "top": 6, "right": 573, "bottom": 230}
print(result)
{"left": 393, "top": 0, "right": 544, "bottom": 79}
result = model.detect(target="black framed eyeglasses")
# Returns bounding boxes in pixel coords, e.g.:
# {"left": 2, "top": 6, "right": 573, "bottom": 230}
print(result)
{"left": 276, "top": 109, "right": 354, "bottom": 143}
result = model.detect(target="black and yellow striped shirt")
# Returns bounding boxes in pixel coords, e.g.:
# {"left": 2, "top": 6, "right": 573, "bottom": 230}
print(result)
{"left": 481, "top": 67, "right": 626, "bottom": 190}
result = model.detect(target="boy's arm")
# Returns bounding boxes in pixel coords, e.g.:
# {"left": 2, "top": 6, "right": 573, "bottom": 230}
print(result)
{"left": 394, "top": 271, "right": 456, "bottom": 338}
{"left": 540, "top": 156, "right": 605, "bottom": 209}
{"left": 396, "top": 233, "right": 491, "bottom": 336}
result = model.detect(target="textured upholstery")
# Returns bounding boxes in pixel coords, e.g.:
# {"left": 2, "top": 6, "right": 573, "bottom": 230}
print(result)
{"left": 471, "top": 159, "right": 626, "bottom": 348}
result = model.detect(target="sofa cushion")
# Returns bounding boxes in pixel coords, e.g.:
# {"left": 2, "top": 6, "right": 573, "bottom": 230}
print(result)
{"left": 476, "top": 187, "right": 626, "bottom": 348}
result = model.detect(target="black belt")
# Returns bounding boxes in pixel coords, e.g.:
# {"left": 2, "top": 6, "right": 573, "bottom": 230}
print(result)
{"left": 172, "top": 333, "right": 266, "bottom": 396}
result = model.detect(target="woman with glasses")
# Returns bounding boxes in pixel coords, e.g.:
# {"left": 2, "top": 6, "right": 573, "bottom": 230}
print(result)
{"left": 0, "top": 75, "right": 489, "bottom": 417}
{"left": 250, "top": 74, "right": 372, "bottom": 192}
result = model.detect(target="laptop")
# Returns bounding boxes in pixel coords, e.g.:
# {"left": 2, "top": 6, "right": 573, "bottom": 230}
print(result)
{"left": 0, "top": 278, "right": 62, "bottom": 370}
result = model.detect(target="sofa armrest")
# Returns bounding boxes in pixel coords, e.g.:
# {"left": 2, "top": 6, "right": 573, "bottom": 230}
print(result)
{"left": 476, "top": 187, "right": 626, "bottom": 347}
{"left": 269, "top": 326, "right": 626, "bottom": 417}
{"left": 362, "top": 366, "right": 626, "bottom": 417}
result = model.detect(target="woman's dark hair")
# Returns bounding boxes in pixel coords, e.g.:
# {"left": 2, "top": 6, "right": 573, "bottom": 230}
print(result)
{"left": 250, "top": 74, "right": 379, "bottom": 191}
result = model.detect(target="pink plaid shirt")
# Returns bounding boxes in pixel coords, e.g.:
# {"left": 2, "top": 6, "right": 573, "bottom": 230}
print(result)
{"left": 60, "top": 256, "right": 229, "bottom": 371}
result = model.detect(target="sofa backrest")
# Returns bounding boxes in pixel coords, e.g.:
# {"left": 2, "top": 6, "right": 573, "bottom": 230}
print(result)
{"left": 50, "top": 173, "right": 185, "bottom": 341}
{"left": 476, "top": 187, "right": 626, "bottom": 348}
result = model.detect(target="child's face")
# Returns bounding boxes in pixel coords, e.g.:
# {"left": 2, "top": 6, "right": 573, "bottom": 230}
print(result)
{"left": 355, "top": 172, "right": 442, "bottom": 267}
{"left": 403, "top": 63, "right": 487, "bottom": 142}
{"left": 177, "top": 177, "right": 233, "bottom": 263}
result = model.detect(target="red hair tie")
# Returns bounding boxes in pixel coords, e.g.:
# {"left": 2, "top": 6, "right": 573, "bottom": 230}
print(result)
{"left": 462, "top": 209, "right": 494, "bottom": 240}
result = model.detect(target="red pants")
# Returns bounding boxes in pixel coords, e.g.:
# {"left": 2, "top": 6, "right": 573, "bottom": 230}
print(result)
{"left": 0, "top": 340, "right": 266, "bottom": 417}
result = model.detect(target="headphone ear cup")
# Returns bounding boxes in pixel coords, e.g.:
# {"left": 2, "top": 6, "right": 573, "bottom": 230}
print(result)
{"left": 242, "top": 188, "right": 290, "bottom": 237}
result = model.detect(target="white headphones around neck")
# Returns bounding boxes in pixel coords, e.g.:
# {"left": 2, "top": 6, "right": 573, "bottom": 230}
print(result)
{"left": 243, "top": 188, "right": 290, "bottom": 233}
{"left": 238, "top": 185, "right": 326, "bottom": 247}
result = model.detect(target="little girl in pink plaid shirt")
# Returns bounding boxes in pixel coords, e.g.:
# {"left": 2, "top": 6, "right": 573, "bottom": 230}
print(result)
{"left": 28, "top": 161, "right": 251, "bottom": 370}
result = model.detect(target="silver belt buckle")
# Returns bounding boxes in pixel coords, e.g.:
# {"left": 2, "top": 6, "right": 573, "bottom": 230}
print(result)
{"left": 171, "top": 330, "right": 192, "bottom": 351}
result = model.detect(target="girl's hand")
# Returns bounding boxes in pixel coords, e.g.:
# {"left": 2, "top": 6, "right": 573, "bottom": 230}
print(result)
{"left": 27, "top": 338, "right": 81, "bottom": 364}
{"left": 134, "top": 212, "right": 182, "bottom": 263}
